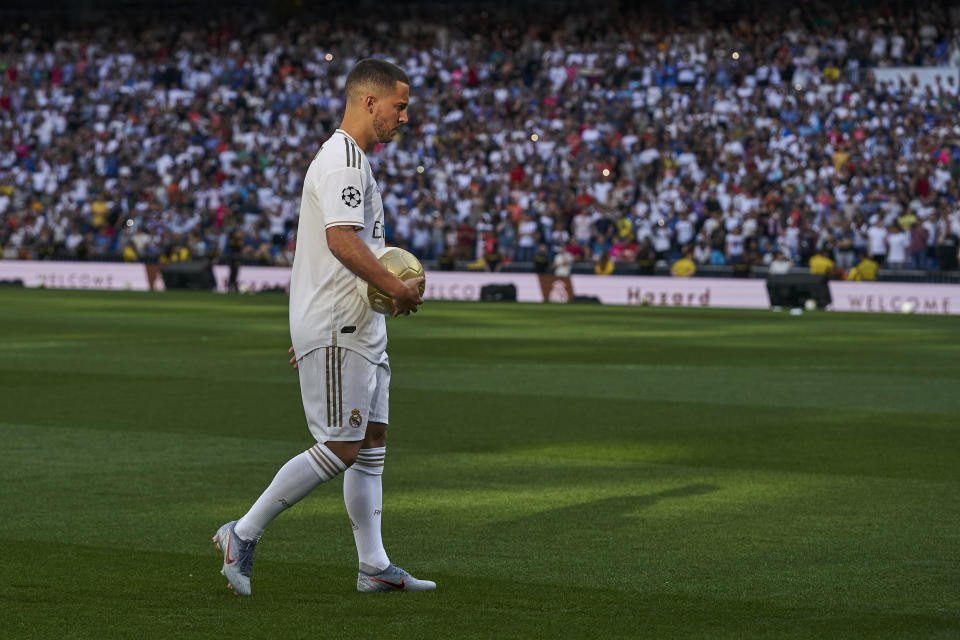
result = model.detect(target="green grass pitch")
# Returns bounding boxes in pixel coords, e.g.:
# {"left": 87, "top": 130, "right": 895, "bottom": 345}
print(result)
{"left": 1, "top": 288, "right": 958, "bottom": 639}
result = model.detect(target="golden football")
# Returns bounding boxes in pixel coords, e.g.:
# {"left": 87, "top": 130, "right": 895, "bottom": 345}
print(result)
{"left": 357, "top": 247, "right": 425, "bottom": 315}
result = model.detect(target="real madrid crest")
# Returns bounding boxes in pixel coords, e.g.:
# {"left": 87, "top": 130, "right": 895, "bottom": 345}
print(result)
{"left": 349, "top": 409, "right": 363, "bottom": 428}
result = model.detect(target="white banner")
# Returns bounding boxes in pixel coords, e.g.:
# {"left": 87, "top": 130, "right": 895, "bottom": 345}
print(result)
{"left": 211, "top": 265, "right": 290, "bottom": 293}
{"left": 3, "top": 260, "right": 960, "bottom": 314}
{"left": 569, "top": 274, "right": 770, "bottom": 308}
{"left": 872, "top": 66, "right": 960, "bottom": 93}
{"left": 417, "top": 271, "right": 772, "bottom": 308}
{"left": 0, "top": 260, "right": 159, "bottom": 290}
{"left": 423, "top": 272, "right": 544, "bottom": 302}
{"left": 827, "top": 281, "right": 960, "bottom": 314}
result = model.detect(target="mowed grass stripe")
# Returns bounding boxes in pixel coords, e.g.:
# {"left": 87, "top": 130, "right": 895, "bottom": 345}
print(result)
{"left": 395, "top": 361, "right": 960, "bottom": 414}
{"left": 3, "top": 357, "right": 959, "bottom": 419}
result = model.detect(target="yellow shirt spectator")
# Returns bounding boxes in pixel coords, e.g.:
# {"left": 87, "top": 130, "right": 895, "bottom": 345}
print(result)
{"left": 848, "top": 257, "right": 879, "bottom": 281}
{"left": 466, "top": 257, "right": 487, "bottom": 271}
{"left": 90, "top": 199, "right": 109, "bottom": 228}
{"left": 858, "top": 257, "right": 878, "bottom": 281}
{"left": 671, "top": 257, "right": 696, "bottom": 277}
{"left": 809, "top": 254, "right": 835, "bottom": 276}
{"left": 594, "top": 253, "right": 615, "bottom": 275}
{"left": 832, "top": 150, "right": 850, "bottom": 174}
{"left": 122, "top": 245, "right": 138, "bottom": 262}
{"left": 897, "top": 212, "right": 917, "bottom": 231}
{"left": 616, "top": 217, "right": 633, "bottom": 240}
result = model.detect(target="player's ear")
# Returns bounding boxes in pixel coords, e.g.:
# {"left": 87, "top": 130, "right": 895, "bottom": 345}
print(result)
{"left": 365, "top": 94, "right": 376, "bottom": 113}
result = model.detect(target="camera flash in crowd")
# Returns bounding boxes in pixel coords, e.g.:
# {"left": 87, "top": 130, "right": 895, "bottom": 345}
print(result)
{"left": 530, "top": 133, "right": 539, "bottom": 142}
{"left": 416, "top": 165, "right": 425, "bottom": 174}
{"left": 731, "top": 51, "right": 740, "bottom": 60}
{"left": 601, "top": 168, "right": 611, "bottom": 177}
{"left": 324, "top": 53, "right": 334, "bottom": 61}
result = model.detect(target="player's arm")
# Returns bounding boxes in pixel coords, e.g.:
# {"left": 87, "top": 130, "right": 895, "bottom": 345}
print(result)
{"left": 326, "top": 226, "right": 423, "bottom": 315}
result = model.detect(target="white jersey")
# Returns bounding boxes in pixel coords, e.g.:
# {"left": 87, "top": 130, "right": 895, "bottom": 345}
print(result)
{"left": 290, "top": 129, "right": 387, "bottom": 363}
{"left": 886, "top": 231, "right": 908, "bottom": 264}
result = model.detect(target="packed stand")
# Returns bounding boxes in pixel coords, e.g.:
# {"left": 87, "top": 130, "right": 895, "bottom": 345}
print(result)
{"left": 1, "top": 2, "right": 960, "bottom": 276}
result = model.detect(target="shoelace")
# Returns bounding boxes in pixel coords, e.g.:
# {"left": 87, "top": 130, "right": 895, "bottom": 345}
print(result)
{"left": 236, "top": 539, "right": 257, "bottom": 577}
{"left": 385, "top": 564, "right": 410, "bottom": 578}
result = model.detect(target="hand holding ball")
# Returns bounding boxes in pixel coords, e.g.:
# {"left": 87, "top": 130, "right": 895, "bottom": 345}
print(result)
{"left": 357, "top": 247, "right": 425, "bottom": 315}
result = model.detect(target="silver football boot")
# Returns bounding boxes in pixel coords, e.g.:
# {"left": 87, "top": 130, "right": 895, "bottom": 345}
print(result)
{"left": 212, "top": 521, "right": 257, "bottom": 596}
{"left": 357, "top": 563, "right": 437, "bottom": 592}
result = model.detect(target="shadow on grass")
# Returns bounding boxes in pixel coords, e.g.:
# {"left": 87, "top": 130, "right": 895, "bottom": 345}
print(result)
{"left": 483, "top": 483, "right": 720, "bottom": 542}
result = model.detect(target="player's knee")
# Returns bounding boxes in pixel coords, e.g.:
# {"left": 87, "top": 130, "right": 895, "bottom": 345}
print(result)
{"left": 363, "top": 434, "right": 387, "bottom": 448}
{"left": 364, "top": 422, "right": 387, "bottom": 448}
{"left": 324, "top": 440, "right": 362, "bottom": 467}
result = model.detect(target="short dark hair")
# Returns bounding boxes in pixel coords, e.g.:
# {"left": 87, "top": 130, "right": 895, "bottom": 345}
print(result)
{"left": 345, "top": 58, "right": 409, "bottom": 100}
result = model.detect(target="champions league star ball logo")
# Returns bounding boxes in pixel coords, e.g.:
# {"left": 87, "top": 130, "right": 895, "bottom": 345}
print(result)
{"left": 341, "top": 186, "right": 362, "bottom": 208}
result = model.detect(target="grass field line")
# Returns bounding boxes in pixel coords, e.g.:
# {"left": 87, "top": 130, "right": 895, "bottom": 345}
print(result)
{"left": 390, "top": 372, "right": 960, "bottom": 416}
{"left": 0, "top": 332, "right": 140, "bottom": 347}
{"left": 4, "top": 354, "right": 958, "bottom": 388}
{"left": 4, "top": 343, "right": 957, "bottom": 378}
{"left": 0, "top": 363, "right": 296, "bottom": 386}
{"left": 0, "top": 335, "right": 227, "bottom": 349}
{"left": 396, "top": 327, "right": 960, "bottom": 345}
{"left": 0, "top": 340, "right": 82, "bottom": 350}
{"left": 0, "top": 420, "right": 306, "bottom": 453}
{"left": 403, "top": 357, "right": 960, "bottom": 378}
{"left": 7, "top": 355, "right": 957, "bottom": 380}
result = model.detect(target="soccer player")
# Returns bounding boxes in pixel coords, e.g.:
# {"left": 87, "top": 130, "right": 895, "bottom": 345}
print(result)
{"left": 213, "top": 58, "right": 433, "bottom": 595}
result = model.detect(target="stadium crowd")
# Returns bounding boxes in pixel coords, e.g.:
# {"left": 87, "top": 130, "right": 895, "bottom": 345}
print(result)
{"left": 2, "top": 2, "right": 960, "bottom": 275}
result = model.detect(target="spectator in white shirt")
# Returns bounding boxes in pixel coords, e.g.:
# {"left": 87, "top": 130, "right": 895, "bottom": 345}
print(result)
{"left": 885, "top": 225, "right": 909, "bottom": 269}
{"left": 552, "top": 245, "right": 574, "bottom": 277}
{"left": 866, "top": 219, "right": 889, "bottom": 264}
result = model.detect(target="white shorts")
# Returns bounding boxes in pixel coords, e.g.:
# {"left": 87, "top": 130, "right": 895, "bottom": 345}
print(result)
{"left": 297, "top": 347, "right": 390, "bottom": 442}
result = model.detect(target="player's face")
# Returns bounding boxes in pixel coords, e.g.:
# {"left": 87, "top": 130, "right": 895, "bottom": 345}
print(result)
{"left": 373, "top": 81, "right": 409, "bottom": 143}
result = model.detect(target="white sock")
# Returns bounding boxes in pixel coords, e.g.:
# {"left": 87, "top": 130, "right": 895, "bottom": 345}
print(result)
{"left": 235, "top": 443, "right": 346, "bottom": 542}
{"left": 343, "top": 447, "right": 389, "bottom": 572}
